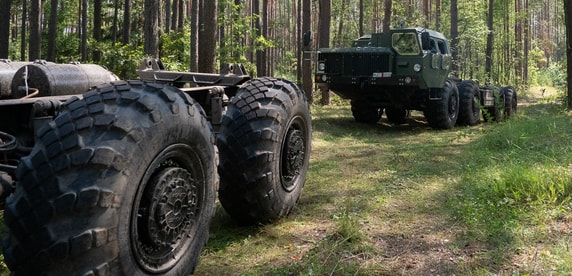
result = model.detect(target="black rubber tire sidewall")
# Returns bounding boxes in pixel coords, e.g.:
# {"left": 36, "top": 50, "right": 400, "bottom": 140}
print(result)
{"left": 457, "top": 80, "right": 481, "bottom": 126}
{"left": 385, "top": 107, "right": 409, "bottom": 125}
{"left": 217, "top": 77, "right": 312, "bottom": 224}
{"left": 3, "top": 81, "right": 217, "bottom": 275}
{"left": 350, "top": 100, "right": 382, "bottom": 123}
{"left": 502, "top": 86, "right": 517, "bottom": 118}
{"left": 424, "top": 80, "right": 459, "bottom": 130}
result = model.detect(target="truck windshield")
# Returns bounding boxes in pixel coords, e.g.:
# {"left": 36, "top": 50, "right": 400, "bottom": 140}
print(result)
{"left": 391, "top": 33, "right": 421, "bottom": 55}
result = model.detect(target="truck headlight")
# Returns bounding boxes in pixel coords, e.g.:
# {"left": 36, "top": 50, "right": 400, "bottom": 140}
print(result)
{"left": 414, "top": 64, "right": 422, "bottom": 72}
{"left": 318, "top": 62, "right": 326, "bottom": 71}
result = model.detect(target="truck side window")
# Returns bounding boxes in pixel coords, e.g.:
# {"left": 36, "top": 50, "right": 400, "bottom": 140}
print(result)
{"left": 430, "top": 39, "right": 439, "bottom": 54}
{"left": 437, "top": 40, "right": 448, "bottom": 55}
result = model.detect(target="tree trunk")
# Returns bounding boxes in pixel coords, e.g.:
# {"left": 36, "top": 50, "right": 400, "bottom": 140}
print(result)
{"left": 81, "top": 0, "right": 88, "bottom": 61}
{"left": 178, "top": 0, "right": 185, "bottom": 30}
{"left": 172, "top": 0, "right": 179, "bottom": 31}
{"left": 47, "top": 0, "right": 58, "bottom": 61}
{"left": 190, "top": 0, "right": 199, "bottom": 71}
{"left": 20, "top": 0, "right": 26, "bottom": 60}
{"left": 485, "top": 0, "right": 494, "bottom": 81}
{"left": 302, "top": 0, "right": 312, "bottom": 103}
{"left": 29, "top": 0, "right": 42, "bottom": 60}
{"left": 165, "top": 0, "right": 171, "bottom": 33}
{"left": 335, "top": 0, "right": 346, "bottom": 46}
{"left": 372, "top": 0, "right": 381, "bottom": 33}
{"left": 93, "top": 0, "right": 102, "bottom": 62}
{"left": 297, "top": 0, "right": 301, "bottom": 82}
{"left": 268, "top": 0, "right": 275, "bottom": 76}
{"left": 435, "top": 0, "right": 441, "bottom": 31}
{"left": 564, "top": 0, "right": 572, "bottom": 109}
{"left": 144, "top": 0, "right": 160, "bottom": 58}
{"left": 112, "top": 0, "right": 120, "bottom": 44}
{"left": 260, "top": 0, "right": 269, "bottom": 76}
{"left": 0, "top": 0, "right": 11, "bottom": 58}
{"left": 450, "top": 0, "right": 458, "bottom": 74}
{"left": 359, "top": 0, "right": 364, "bottom": 36}
{"left": 189, "top": 0, "right": 201, "bottom": 72}
{"left": 423, "top": 0, "right": 429, "bottom": 23}
{"left": 382, "top": 0, "right": 392, "bottom": 33}
{"left": 523, "top": 0, "right": 529, "bottom": 84}
{"left": 12, "top": 13, "right": 18, "bottom": 44}
{"left": 123, "top": 0, "right": 132, "bottom": 44}
{"left": 319, "top": 0, "right": 331, "bottom": 105}
{"left": 254, "top": 0, "right": 263, "bottom": 76}
{"left": 515, "top": 0, "right": 522, "bottom": 84}
{"left": 198, "top": 0, "right": 217, "bottom": 73}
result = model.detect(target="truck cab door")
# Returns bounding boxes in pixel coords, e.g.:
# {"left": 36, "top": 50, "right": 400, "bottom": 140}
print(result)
{"left": 429, "top": 39, "right": 451, "bottom": 70}
{"left": 426, "top": 38, "right": 452, "bottom": 87}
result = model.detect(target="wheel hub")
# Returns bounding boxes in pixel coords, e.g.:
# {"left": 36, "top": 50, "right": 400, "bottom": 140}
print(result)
{"left": 135, "top": 167, "right": 198, "bottom": 272}
{"left": 281, "top": 128, "right": 305, "bottom": 191}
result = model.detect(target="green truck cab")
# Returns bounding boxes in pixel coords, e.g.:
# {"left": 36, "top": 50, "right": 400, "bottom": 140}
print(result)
{"left": 315, "top": 27, "right": 517, "bottom": 129}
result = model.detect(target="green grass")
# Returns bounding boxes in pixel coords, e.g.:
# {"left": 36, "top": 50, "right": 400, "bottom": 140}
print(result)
{"left": 195, "top": 91, "right": 572, "bottom": 275}
{"left": 442, "top": 102, "right": 572, "bottom": 273}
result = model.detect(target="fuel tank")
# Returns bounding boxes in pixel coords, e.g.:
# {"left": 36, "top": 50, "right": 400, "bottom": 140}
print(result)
{"left": 0, "top": 59, "right": 34, "bottom": 98}
{"left": 10, "top": 61, "right": 119, "bottom": 98}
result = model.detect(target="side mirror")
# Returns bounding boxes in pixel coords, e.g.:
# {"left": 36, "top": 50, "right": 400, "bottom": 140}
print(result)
{"left": 421, "top": 32, "right": 431, "bottom": 51}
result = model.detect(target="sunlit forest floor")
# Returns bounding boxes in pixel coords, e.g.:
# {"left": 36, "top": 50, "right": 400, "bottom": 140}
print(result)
{"left": 197, "top": 86, "right": 572, "bottom": 275}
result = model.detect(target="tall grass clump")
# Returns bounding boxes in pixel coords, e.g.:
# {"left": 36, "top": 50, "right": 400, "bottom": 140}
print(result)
{"left": 446, "top": 103, "right": 572, "bottom": 249}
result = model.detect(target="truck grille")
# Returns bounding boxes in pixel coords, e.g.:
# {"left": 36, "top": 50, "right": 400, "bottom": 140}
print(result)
{"left": 323, "top": 53, "right": 344, "bottom": 74}
{"left": 323, "top": 52, "right": 391, "bottom": 76}
{"left": 354, "top": 53, "right": 391, "bottom": 75}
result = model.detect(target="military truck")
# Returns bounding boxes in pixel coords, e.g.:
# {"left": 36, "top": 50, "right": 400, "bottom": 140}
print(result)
{"left": 0, "top": 59, "right": 312, "bottom": 275}
{"left": 315, "top": 27, "right": 517, "bottom": 129}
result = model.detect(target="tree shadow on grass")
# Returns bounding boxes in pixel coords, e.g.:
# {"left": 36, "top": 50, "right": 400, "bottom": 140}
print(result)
{"left": 197, "top": 104, "right": 554, "bottom": 275}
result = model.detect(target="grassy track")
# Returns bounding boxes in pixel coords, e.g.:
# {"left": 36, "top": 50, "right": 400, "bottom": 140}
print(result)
{"left": 196, "top": 88, "right": 572, "bottom": 275}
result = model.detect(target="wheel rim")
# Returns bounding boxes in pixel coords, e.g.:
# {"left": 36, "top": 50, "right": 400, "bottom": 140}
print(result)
{"left": 280, "top": 116, "right": 307, "bottom": 192}
{"left": 131, "top": 144, "right": 203, "bottom": 273}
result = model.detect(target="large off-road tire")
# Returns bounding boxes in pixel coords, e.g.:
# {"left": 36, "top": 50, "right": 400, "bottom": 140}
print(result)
{"left": 457, "top": 80, "right": 481, "bottom": 126}
{"left": 510, "top": 88, "right": 518, "bottom": 113}
{"left": 3, "top": 81, "right": 217, "bottom": 275}
{"left": 424, "top": 80, "right": 459, "bottom": 129}
{"left": 350, "top": 100, "right": 382, "bottom": 123}
{"left": 385, "top": 107, "right": 409, "bottom": 125}
{"left": 502, "top": 86, "right": 517, "bottom": 118}
{"left": 217, "top": 77, "right": 311, "bottom": 224}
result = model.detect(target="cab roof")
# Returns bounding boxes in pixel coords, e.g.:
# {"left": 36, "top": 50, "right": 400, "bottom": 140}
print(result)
{"left": 391, "top": 27, "right": 447, "bottom": 41}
